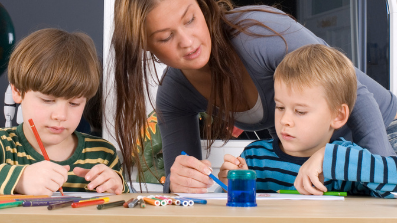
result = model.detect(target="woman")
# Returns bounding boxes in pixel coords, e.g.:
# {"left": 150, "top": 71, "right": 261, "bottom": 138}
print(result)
{"left": 111, "top": 0, "right": 397, "bottom": 194}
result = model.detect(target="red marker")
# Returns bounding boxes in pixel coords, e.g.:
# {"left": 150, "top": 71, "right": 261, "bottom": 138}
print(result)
{"left": 28, "top": 119, "right": 64, "bottom": 196}
{"left": 71, "top": 199, "right": 105, "bottom": 208}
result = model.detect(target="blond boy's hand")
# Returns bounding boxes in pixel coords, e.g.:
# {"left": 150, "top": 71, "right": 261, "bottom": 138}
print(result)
{"left": 73, "top": 165, "right": 123, "bottom": 194}
{"left": 14, "top": 161, "right": 69, "bottom": 195}
{"left": 218, "top": 154, "right": 248, "bottom": 185}
{"left": 294, "top": 146, "right": 327, "bottom": 195}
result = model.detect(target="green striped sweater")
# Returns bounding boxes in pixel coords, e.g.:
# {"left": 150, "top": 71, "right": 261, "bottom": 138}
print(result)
{"left": 0, "top": 124, "right": 129, "bottom": 194}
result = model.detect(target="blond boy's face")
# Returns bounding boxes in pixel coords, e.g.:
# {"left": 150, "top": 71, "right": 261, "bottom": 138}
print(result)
{"left": 274, "top": 80, "right": 337, "bottom": 157}
{"left": 12, "top": 87, "right": 86, "bottom": 151}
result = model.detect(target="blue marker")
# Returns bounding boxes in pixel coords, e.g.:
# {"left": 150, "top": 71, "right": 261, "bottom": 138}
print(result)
{"left": 182, "top": 197, "right": 207, "bottom": 204}
{"left": 181, "top": 151, "right": 228, "bottom": 191}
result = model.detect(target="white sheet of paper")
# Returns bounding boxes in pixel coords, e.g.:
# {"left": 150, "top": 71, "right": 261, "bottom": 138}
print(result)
{"left": 52, "top": 192, "right": 115, "bottom": 198}
{"left": 175, "top": 193, "right": 344, "bottom": 200}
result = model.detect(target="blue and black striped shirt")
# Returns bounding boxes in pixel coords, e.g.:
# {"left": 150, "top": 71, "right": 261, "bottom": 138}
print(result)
{"left": 242, "top": 138, "right": 397, "bottom": 198}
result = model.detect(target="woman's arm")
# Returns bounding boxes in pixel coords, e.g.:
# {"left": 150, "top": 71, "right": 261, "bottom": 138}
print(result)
{"left": 344, "top": 67, "right": 397, "bottom": 156}
{"left": 156, "top": 72, "right": 213, "bottom": 193}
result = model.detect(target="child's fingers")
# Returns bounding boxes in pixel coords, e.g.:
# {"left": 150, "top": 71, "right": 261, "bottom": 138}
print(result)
{"left": 236, "top": 157, "right": 248, "bottom": 169}
{"left": 63, "top": 165, "right": 71, "bottom": 172}
{"left": 302, "top": 175, "right": 324, "bottom": 195}
{"left": 96, "top": 178, "right": 122, "bottom": 194}
{"left": 50, "top": 171, "right": 67, "bottom": 188}
{"left": 87, "top": 173, "right": 106, "bottom": 191}
{"left": 84, "top": 164, "right": 107, "bottom": 181}
{"left": 72, "top": 167, "right": 90, "bottom": 178}
{"left": 51, "top": 163, "right": 69, "bottom": 183}
{"left": 46, "top": 179, "right": 63, "bottom": 193}
{"left": 85, "top": 165, "right": 116, "bottom": 191}
{"left": 308, "top": 173, "right": 327, "bottom": 193}
{"left": 220, "top": 161, "right": 240, "bottom": 172}
{"left": 224, "top": 154, "right": 240, "bottom": 166}
{"left": 218, "top": 168, "right": 229, "bottom": 180}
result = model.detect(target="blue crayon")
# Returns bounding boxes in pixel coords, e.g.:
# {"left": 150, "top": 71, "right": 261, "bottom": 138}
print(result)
{"left": 181, "top": 151, "right": 228, "bottom": 191}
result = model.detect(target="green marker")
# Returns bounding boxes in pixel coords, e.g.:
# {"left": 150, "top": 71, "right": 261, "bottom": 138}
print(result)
{"left": 277, "top": 190, "right": 347, "bottom": 196}
{"left": 0, "top": 201, "right": 23, "bottom": 209}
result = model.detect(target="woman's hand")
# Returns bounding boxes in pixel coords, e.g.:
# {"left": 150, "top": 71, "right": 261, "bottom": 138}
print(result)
{"left": 73, "top": 164, "right": 124, "bottom": 194}
{"left": 218, "top": 154, "right": 248, "bottom": 185}
{"left": 294, "top": 147, "right": 327, "bottom": 195}
{"left": 169, "top": 155, "right": 214, "bottom": 193}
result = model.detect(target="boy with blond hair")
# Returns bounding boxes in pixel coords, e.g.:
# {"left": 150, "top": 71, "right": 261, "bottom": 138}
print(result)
{"left": 220, "top": 44, "right": 397, "bottom": 198}
{"left": 0, "top": 28, "right": 129, "bottom": 195}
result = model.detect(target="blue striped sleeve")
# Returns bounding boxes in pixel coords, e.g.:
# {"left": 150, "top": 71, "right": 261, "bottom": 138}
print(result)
{"left": 323, "top": 142, "right": 397, "bottom": 198}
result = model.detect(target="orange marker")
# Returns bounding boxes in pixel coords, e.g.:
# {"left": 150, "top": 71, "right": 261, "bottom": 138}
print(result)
{"left": 71, "top": 199, "right": 105, "bottom": 208}
{"left": 142, "top": 197, "right": 160, "bottom": 206}
{"left": 28, "top": 119, "right": 64, "bottom": 196}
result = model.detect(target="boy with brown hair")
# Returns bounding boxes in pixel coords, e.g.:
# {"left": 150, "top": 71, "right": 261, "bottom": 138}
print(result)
{"left": 220, "top": 44, "right": 397, "bottom": 198}
{"left": 0, "top": 28, "right": 129, "bottom": 195}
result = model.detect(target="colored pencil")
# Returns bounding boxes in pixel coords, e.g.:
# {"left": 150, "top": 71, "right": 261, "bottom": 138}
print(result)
{"left": 123, "top": 197, "right": 136, "bottom": 208}
{"left": 16, "top": 196, "right": 81, "bottom": 201}
{"left": 22, "top": 200, "right": 73, "bottom": 207}
{"left": 138, "top": 198, "right": 146, "bottom": 208}
{"left": 71, "top": 199, "right": 105, "bottom": 208}
{"left": 28, "top": 119, "right": 64, "bottom": 196}
{"left": 181, "top": 151, "right": 228, "bottom": 191}
{"left": 79, "top": 197, "right": 109, "bottom": 203}
{"left": 277, "top": 190, "right": 347, "bottom": 196}
{"left": 0, "top": 200, "right": 16, "bottom": 204}
{"left": 97, "top": 200, "right": 125, "bottom": 210}
{"left": 0, "top": 201, "right": 23, "bottom": 209}
{"left": 0, "top": 195, "right": 49, "bottom": 201}
{"left": 47, "top": 200, "right": 74, "bottom": 210}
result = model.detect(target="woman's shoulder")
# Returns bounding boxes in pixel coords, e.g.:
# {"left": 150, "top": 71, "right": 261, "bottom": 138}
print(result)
{"left": 156, "top": 67, "right": 207, "bottom": 112}
{"left": 228, "top": 5, "right": 293, "bottom": 27}
{"left": 158, "top": 67, "right": 186, "bottom": 93}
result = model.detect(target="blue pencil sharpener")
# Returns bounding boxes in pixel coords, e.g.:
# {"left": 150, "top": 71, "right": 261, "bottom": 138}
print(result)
{"left": 226, "top": 169, "right": 257, "bottom": 207}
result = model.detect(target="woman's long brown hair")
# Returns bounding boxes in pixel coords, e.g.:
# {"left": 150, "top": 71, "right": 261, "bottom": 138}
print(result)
{"left": 111, "top": 0, "right": 290, "bottom": 188}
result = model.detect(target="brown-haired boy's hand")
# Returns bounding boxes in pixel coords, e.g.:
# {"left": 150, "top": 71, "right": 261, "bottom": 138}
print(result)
{"left": 294, "top": 146, "right": 327, "bottom": 195}
{"left": 73, "top": 165, "right": 123, "bottom": 195}
{"left": 218, "top": 154, "right": 248, "bottom": 185}
{"left": 14, "top": 161, "right": 69, "bottom": 195}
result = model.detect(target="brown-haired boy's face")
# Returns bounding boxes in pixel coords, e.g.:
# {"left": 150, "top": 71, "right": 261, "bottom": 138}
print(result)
{"left": 12, "top": 86, "right": 86, "bottom": 154}
{"left": 274, "top": 80, "right": 338, "bottom": 157}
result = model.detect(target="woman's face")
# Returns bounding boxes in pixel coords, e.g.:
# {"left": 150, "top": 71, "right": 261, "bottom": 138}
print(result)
{"left": 146, "top": 0, "right": 211, "bottom": 72}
